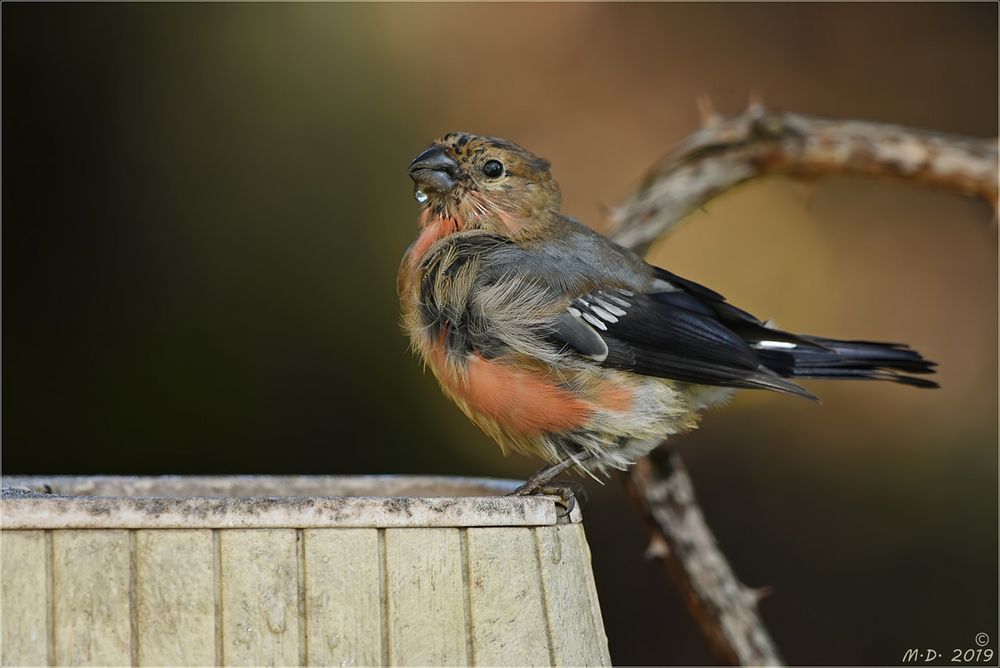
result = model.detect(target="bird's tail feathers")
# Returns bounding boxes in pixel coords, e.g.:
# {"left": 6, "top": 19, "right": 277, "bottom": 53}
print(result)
{"left": 753, "top": 333, "right": 939, "bottom": 390}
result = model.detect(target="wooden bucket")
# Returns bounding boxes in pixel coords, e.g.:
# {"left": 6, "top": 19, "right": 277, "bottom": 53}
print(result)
{"left": 0, "top": 476, "right": 610, "bottom": 667}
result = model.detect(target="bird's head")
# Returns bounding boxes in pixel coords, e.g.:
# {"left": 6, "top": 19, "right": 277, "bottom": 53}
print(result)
{"left": 408, "top": 132, "right": 561, "bottom": 237}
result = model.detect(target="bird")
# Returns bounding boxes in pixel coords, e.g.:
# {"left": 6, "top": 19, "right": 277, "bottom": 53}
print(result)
{"left": 397, "top": 132, "right": 937, "bottom": 494}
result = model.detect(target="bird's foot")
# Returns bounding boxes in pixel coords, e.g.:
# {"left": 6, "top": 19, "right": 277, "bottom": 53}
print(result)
{"left": 509, "top": 477, "right": 588, "bottom": 519}
{"left": 508, "top": 483, "right": 576, "bottom": 517}
{"left": 507, "top": 453, "right": 593, "bottom": 516}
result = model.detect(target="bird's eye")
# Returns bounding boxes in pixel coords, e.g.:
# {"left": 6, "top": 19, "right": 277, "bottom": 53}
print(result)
{"left": 482, "top": 159, "right": 504, "bottom": 178}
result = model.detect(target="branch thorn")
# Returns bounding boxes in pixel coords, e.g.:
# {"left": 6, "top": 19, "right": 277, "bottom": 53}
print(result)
{"left": 644, "top": 535, "right": 670, "bottom": 559}
{"left": 697, "top": 95, "right": 722, "bottom": 128}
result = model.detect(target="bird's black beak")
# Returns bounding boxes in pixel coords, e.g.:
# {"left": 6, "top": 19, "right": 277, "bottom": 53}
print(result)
{"left": 408, "top": 145, "right": 460, "bottom": 193}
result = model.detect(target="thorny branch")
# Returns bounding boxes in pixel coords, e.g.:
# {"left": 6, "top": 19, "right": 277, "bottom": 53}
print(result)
{"left": 607, "top": 104, "right": 998, "bottom": 666}
{"left": 625, "top": 451, "right": 781, "bottom": 666}
{"left": 609, "top": 103, "right": 998, "bottom": 256}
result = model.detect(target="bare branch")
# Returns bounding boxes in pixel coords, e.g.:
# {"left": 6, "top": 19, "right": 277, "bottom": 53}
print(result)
{"left": 608, "top": 108, "right": 998, "bottom": 254}
{"left": 611, "top": 107, "right": 997, "bottom": 665}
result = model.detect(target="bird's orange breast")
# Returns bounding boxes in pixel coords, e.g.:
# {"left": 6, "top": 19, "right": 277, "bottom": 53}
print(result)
{"left": 431, "top": 346, "right": 594, "bottom": 437}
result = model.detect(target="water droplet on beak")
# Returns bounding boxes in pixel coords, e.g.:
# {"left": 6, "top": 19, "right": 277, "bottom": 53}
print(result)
{"left": 414, "top": 189, "right": 428, "bottom": 204}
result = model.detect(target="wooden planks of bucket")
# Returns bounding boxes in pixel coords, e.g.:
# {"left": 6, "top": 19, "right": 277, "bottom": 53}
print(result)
{"left": 0, "top": 476, "right": 610, "bottom": 667}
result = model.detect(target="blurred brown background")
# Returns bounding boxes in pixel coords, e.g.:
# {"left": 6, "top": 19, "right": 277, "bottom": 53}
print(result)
{"left": 3, "top": 3, "right": 996, "bottom": 665}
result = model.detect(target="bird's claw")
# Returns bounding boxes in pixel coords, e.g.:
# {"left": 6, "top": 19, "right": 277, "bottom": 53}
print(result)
{"left": 508, "top": 480, "right": 583, "bottom": 518}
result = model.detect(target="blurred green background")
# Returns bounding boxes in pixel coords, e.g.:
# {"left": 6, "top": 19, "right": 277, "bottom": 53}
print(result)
{"left": 3, "top": 3, "right": 996, "bottom": 665}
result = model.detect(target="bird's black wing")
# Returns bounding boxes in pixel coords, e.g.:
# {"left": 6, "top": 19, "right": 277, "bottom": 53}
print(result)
{"left": 550, "top": 267, "right": 819, "bottom": 398}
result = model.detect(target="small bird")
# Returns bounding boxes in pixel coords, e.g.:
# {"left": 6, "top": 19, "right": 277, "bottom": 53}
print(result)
{"left": 398, "top": 133, "right": 937, "bottom": 493}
